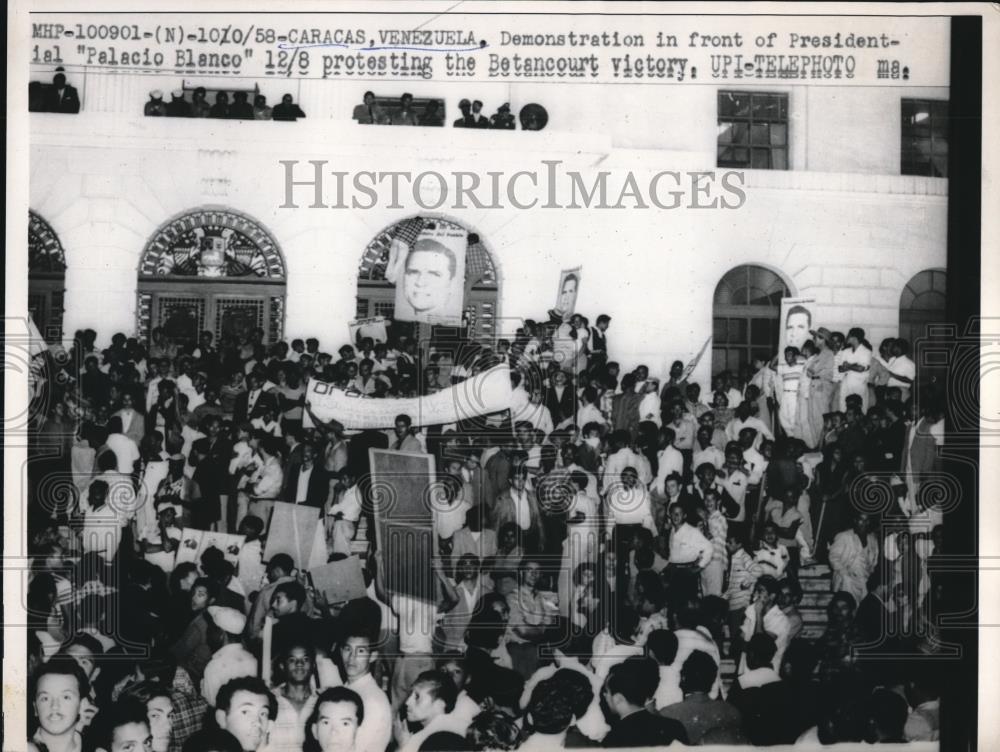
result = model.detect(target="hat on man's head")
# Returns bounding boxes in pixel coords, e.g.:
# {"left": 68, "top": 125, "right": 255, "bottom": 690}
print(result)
{"left": 207, "top": 606, "right": 246, "bottom": 635}
{"left": 810, "top": 327, "right": 832, "bottom": 341}
{"left": 458, "top": 98, "right": 471, "bottom": 108}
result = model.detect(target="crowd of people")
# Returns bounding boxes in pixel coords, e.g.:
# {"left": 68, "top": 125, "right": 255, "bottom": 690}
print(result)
{"left": 143, "top": 89, "right": 305, "bottom": 121}
{"left": 25, "top": 304, "right": 947, "bottom": 752}
{"left": 351, "top": 93, "right": 541, "bottom": 131}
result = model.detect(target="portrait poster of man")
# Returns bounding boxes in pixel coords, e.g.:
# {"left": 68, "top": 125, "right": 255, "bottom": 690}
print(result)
{"left": 554, "top": 266, "right": 581, "bottom": 317}
{"left": 392, "top": 224, "right": 467, "bottom": 325}
{"left": 779, "top": 296, "right": 817, "bottom": 355}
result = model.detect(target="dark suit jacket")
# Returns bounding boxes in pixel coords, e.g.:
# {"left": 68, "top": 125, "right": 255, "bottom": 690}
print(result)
{"left": 611, "top": 391, "right": 642, "bottom": 440}
{"left": 546, "top": 385, "right": 577, "bottom": 425}
{"left": 493, "top": 488, "right": 545, "bottom": 553}
{"left": 233, "top": 389, "right": 279, "bottom": 425}
{"left": 46, "top": 84, "right": 80, "bottom": 113}
{"left": 283, "top": 464, "right": 331, "bottom": 507}
{"left": 602, "top": 710, "right": 688, "bottom": 748}
{"left": 190, "top": 437, "right": 232, "bottom": 496}
{"left": 727, "top": 678, "right": 797, "bottom": 745}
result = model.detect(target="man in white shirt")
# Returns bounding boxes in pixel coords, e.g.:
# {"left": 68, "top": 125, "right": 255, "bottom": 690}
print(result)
{"left": 338, "top": 628, "right": 393, "bottom": 752}
{"left": 692, "top": 426, "right": 725, "bottom": 471}
{"left": 839, "top": 327, "right": 872, "bottom": 412}
{"left": 739, "top": 576, "right": 791, "bottom": 675}
{"left": 104, "top": 416, "right": 140, "bottom": 475}
{"left": 267, "top": 642, "right": 320, "bottom": 752}
{"left": 651, "top": 427, "right": 684, "bottom": 496}
{"left": 390, "top": 414, "right": 423, "bottom": 452}
{"left": 521, "top": 389, "right": 554, "bottom": 439}
{"left": 603, "top": 431, "right": 652, "bottom": 488}
{"left": 737, "top": 428, "right": 766, "bottom": 485}
{"left": 250, "top": 437, "right": 285, "bottom": 500}
{"left": 725, "top": 402, "right": 774, "bottom": 448}
{"left": 140, "top": 498, "right": 182, "bottom": 573}
{"left": 666, "top": 504, "right": 713, "bottom": 570}
{"left": 113, "top": 392, "right": 145, "bottom": 446}
{"left": 395, "top": 671, "right": 462, "bottom": 752}
{"left": 886, "top": 338, "right": 916, "bottom": 403}
{"left": 605, "top": 467, "right": 657, "bottom": 536}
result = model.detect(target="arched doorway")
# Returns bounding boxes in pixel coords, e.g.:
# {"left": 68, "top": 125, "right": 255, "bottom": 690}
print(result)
{"left": 712, "top": 264, "right": 790, "bottom": 375}
{"left": 355, "top": 216, "right": 500, "bottom": 345}
{"left": 29, "top": 211, "right": 66, "bottom": 343}
{"left": 137, "top": 209, "right": 286, "bottom": 350}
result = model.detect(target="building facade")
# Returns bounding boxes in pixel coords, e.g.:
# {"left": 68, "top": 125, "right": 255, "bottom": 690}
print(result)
{"left": 28, "top": 37, "right": 948, "bottom": 389}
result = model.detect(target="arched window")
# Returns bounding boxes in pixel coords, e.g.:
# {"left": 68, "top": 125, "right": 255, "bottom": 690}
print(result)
{"left": 29, "top": 211, "right": 67, "bottom": 343}
{"left": 712, "top": 264, "right": 790, "bottom": 375}
{"left": 899, "top": 269, "right": 947, "bottom": 344}
{"left": 137, "top": 209, "right": 286, "bottom": 350}
{"left": 356, "top": 217, "right": 499, "bottom": 343}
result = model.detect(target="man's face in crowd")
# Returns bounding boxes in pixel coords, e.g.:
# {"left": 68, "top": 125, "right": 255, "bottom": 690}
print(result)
{"left": 190, "top": 585, "right": 211, "bottom": 611}
{"left": 110, "top": 721, "right": 153, "bottom": 752}
{"left": 405, "top": 683, "right": 442, "bottom": 724}
{"left": 65, "top": 644, "right": 97, "bottom": 680}
{"left": 778, "top": 584, "right": 798, "bottom": 609}
{"left": 156, "top": 504, "right": 177, "bottom": 527}
{"left": 282, "top": 647, "right": 314, "bottom": 684}
{"left": 34, "top": 673, "right": 82, "bottom": 736}
{"left": 621, "top": 468, "right": 638, "bottom": 489}
{"left": 441, "top": 660, "right": 467, "bottom": 690}
{"left": 340, "top": 637, "right": 375, "bottom": 682}
{"left": 754, "top": 583, "right": 775, "bottom": 608}
{"left": 217, "top": 690, "right": 271, "bottom": 752}
{"left": 696, "top": 426, "right": 712, "bottom": 448}
{"left": 669, "top": 505, "right": 685, "bottom": 528}
{"left": 786, "top": 312, "right": 810, "bottom": 349}
{"left": 147, "top": 696, "right": 173, "bottom": 748}
{"left": 313, "top": 700, "right": 359, "bottom": 752}
{"left": 762, "top": 525, "right": 778, "bottom": 547}
{"left": 301, "top": 444, "right": 316, "bottom": 467}
{"left": 455, "top": 556, "right": 478, "bottom": 582}
{"left": 393, "top": 419, "right": 409, "bottom": 440}
{"left": 271, "top": 592, "right": 298, "bottom": 618}
{"left": 522, "top": 561, "right": 541, "bottom": 588}
{"left": 404, "top": 249, "right": 453, "bottom": 313}
{"left": 664, "top": 478, "right": 681, "bottom": 497}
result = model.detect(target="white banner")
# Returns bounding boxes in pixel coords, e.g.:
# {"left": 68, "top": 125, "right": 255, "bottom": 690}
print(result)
{"left": 303, "top": 364, "right": 513, "bottom": 429}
